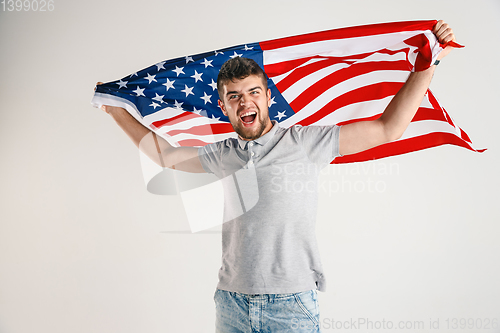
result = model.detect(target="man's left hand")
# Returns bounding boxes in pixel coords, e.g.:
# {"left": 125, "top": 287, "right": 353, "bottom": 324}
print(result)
{"left": 433, "top": 20, "right": 456, "bottom": 60}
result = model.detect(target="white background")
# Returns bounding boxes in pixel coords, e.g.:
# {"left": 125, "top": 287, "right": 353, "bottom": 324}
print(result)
{"left": 1, "top": 0, "right": 499, "bottom": 332}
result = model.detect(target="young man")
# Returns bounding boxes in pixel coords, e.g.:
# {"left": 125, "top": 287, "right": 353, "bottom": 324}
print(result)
{"left": 97, "top": 20, "right": 455, "bottom": 333}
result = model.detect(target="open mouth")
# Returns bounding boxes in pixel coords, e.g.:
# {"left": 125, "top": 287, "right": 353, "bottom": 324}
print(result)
{"left": 240, "top": 111, "right": 257, "bottom": 124}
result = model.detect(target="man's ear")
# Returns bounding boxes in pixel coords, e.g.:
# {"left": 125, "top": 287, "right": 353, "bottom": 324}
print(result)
{"left": 267, "top": 89, "right": 271, "bottom": 107}
{"left": 218, "top": 99, "right": 227, "bottom": 116}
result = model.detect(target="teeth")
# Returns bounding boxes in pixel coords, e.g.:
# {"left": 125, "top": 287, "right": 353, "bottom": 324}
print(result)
{"left": 240, "top": 111, "right": 256, "bottom": 118}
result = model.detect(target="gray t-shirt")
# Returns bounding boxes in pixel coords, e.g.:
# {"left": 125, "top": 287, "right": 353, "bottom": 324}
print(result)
{"left": 198, "top": 120, "right": 340, "bottom": 294}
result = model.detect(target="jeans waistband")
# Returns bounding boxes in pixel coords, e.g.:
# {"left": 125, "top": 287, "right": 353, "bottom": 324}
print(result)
{"left": 217, "top": 288, "right": 315, "bottom": 301}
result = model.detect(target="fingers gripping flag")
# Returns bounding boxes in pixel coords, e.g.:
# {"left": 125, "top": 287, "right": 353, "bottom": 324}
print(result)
{"left": 91, "top": 20, "right": 484, "bottom": 231}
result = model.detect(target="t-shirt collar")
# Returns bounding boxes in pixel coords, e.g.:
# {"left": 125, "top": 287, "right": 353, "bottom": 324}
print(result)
{"left": 237, "top": 120, "right": 279, "bottom": 150}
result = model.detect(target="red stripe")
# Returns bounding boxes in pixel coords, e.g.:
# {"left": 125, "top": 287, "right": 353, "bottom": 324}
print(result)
{"left": 446, "top": 41, "right": 464, "bottom": 48}
{"left": 334, "top": 106, "right": 449, "bottom": 127}
{"left": 411, "top": 107, "right": 448, "bottom": 122}
{"left": 426, "top": 89, "right": 443, "bottom": 111}
{"left": 404, "top": 34, "right": 433, "bottom": 71}
{"left": 264, "top": 57, "right": 316, "bottom": 78}
{"left": 296, "top": 82, "right": 404, "bottom": 126}
{"left": 178, "top": 139, "right": 211, "bottom": 147}
{"left": 272, "top": 50, "right": 407, "bottom": 93}
{"left": 260, "top": 20, "right": 437, "bottom": 51}
{"left": 265, "top": 52, "right": 371, "bottom": 79}
{"left": 336, "top": 113, "right": 381, "bottom": 126}
{"left": 426, "top": 90, "right": 458, "bottom": 129}
{"left": 459, "top": 127, "right": 472, "bottom": 144}
{"left": 275, "top": 57, "right": 344, "bottom": 93}
{"left": 332, "top": 132, "right": 485, "bottom": 164}
{"left": 288, "top": 59, "right": 409, "bottom": 114}
{"left": 166, "top": 123, "right": 234, "bottom": 136}
{"left": 151, "top": 112, "right": 199, "bottom": 129}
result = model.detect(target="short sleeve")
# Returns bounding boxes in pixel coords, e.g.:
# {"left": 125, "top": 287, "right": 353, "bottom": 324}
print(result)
{"left": 197, "top": 142, "right": 222, "bottom": 174}
{"left": 291, "top": 125, "right": 341, "bottom": 164}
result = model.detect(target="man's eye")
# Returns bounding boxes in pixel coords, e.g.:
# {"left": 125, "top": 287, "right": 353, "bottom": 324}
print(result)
{"left": 229, "top": 95, "right": 238, "bottom": 99}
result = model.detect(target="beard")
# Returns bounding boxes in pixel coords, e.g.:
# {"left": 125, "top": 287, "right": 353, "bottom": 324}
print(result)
{"left": 230, "top": 114, "right": 270, "bottom": 141}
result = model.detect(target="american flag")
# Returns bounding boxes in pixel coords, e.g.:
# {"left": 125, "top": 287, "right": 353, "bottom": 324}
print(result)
{"left": 92, "top": 20, "right": 484, "bottom": 164}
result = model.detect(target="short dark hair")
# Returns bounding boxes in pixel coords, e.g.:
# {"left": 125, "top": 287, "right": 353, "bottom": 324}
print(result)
{"left": 217, "top": 57, "right": 268, "bottom": 100}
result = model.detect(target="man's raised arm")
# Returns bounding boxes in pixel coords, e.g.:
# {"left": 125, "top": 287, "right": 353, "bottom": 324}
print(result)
{"left": 338, "top": 20, "right": 456, "bottom": 156}
{"left": 96, "top": 83, "right": 205, "bottom": 173}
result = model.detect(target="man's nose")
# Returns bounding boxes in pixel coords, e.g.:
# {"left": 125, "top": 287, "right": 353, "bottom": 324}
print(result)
{"left": 240, "top": 94, "right": 249, "bottom": 106}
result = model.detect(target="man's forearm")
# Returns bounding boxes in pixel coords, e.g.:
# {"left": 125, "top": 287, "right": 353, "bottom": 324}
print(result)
{"left": 378, "top": 65, "right": 436, "bottom": 141}
{"left": 108, "top": 107, "right": 149, "bottom": 146}
{"left": 107, "top": 106, "right": 173, "bottom": 166}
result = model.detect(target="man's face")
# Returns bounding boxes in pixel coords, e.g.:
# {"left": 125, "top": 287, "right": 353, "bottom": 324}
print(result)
{"left": 218, "top": 75, "right": 273, "bottom": 141}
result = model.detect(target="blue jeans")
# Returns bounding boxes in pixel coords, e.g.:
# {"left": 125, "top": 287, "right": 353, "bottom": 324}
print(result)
{"left": 214, "top": 288, "right": 321, "bottom": 332}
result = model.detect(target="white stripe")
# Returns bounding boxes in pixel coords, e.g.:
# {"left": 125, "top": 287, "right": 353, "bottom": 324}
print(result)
{"left": 280, "top": 62, "right": 349, "bottom": 101}
{"left": 91, "top": 93, "right": 144, "bottom": 122}
{"left": 307, "top": 96, "right": 393, "bottom": 127}
{"left": 263, "top": 30, "right": 430, "bottom": 65}
{"left": 279, "top": 51, "right": 407, "bottom": 102}
{"left": 345, "top": 49, "right": 407, "bottom": 64}
{"left": 270, "top": 40, "right": 419, "bottom": 85}
{"left": 267, "top": 57, "right": 332, "bottom": 83}
{"left": 399, "top": 119, "right": 463, "bottom": 142}
{"left": 306, "top": 92, "right": 436, "bottom": 127}
{"left": 420, "top": 93, "right": 434, "bottom": 109}
{"left": 142, "top": 107, "right": 191, "bottom": 123}
{"left": 168, "top": 131, "right": 236, "bottom": 144}
{"left": 153, "top": 117, "right": 217, "bottom": 132}
{"left": 279, "top": 70, "right": 410, "bottom": 127}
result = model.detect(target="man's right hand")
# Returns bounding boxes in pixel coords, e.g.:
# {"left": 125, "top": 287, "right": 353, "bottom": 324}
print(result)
{"left": 95, "top": 81, "right": 123, "bottom": 115}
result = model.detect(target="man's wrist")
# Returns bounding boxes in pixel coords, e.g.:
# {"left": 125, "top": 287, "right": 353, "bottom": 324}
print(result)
{"left": 107, "top": 106, "right": 127, "bottom": 117}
